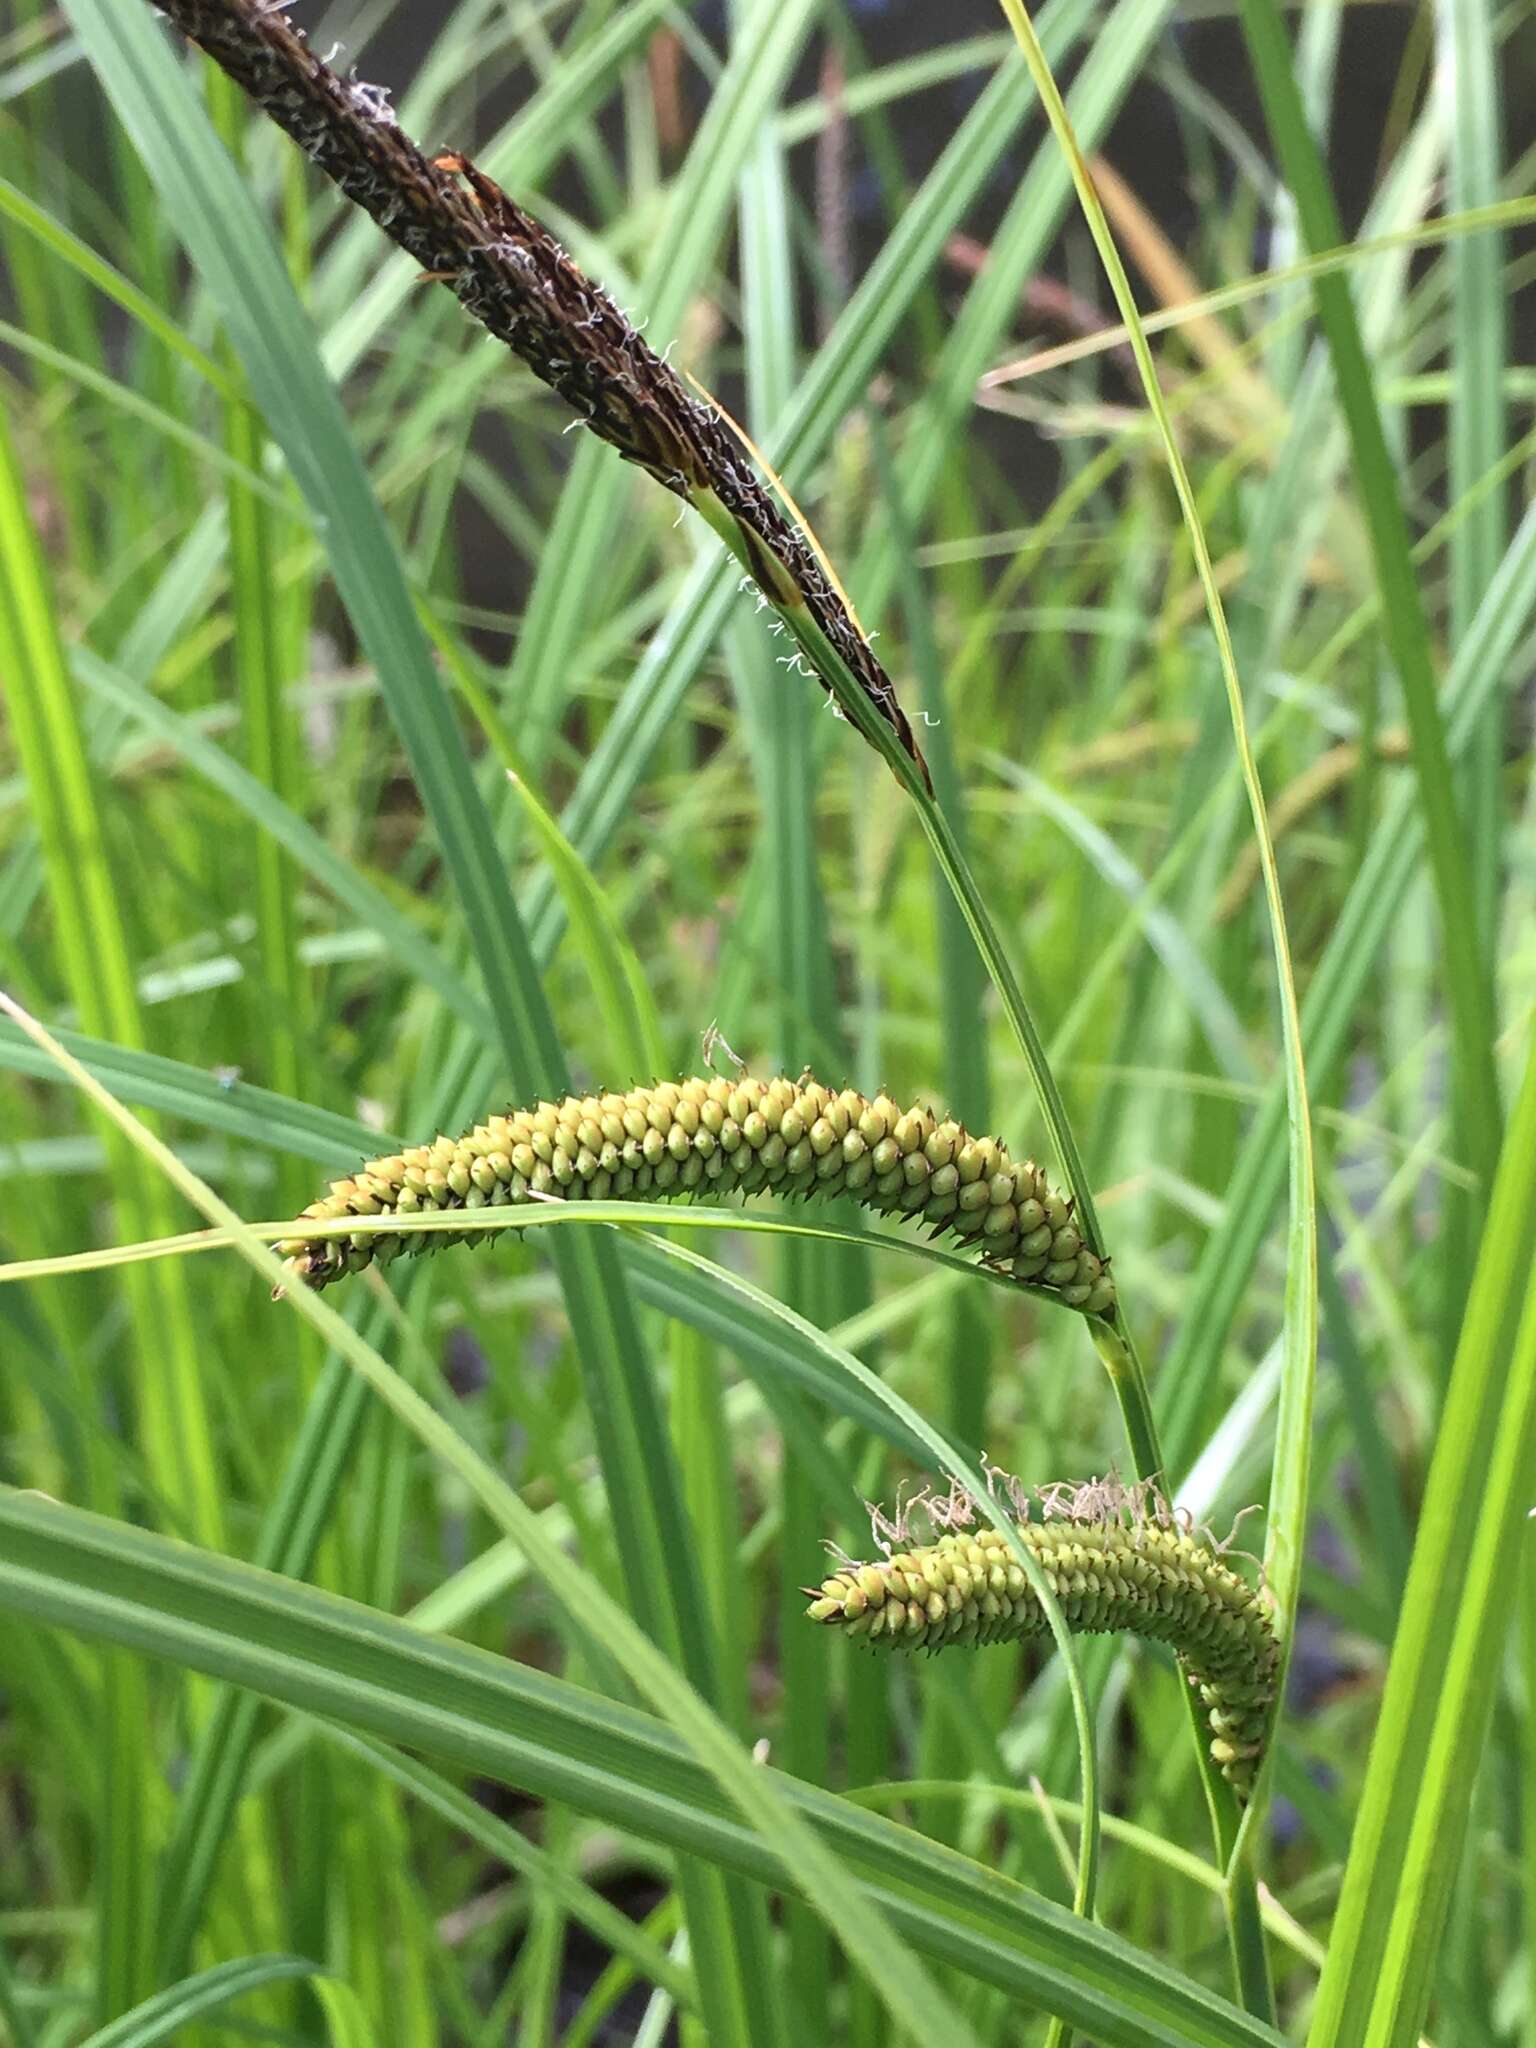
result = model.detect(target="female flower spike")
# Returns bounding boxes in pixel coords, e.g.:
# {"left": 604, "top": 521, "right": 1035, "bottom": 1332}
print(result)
{"left": 806, "top": 1515, "right": 1279, "bottom": 1794}
{"left": 278, "top": 1074, "right": 1115, "bottom": 1316}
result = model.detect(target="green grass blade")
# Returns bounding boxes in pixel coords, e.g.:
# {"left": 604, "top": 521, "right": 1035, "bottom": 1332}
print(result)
{"left": 0, "top": 385, "right": 224, "bottom": 1565}
{"left": 0, "top": 1018, "right": 382, "bottom": 1164}
{"left": 730, "top": 6, "right": 838, "bottom": 2007}
{"left": 317, "top": 0, "right": 683, "bottom": 381}
{"left": 77, "top": 1955, "right": 323, "bottom": 2048}
{"left": 0, "top": 1489, "right": 1286, "bottom": 2048}
{"left": 429, "top": 628, "right": 666, "bottom": 1077}
{"left": 0, "top": 172, "right": 232, "bottom": 393}
{"left": 0, "top": 394, "right": 223, "bottom": 2019}
{"left": 1238, "top": 0, "right": 1500, "bottom": 1219}
{"left": 1307, "top": 1022, "right": 1536, "bottom": 2044}
{"left": 985, "top": 756, "right": 1255, "bottom": 1086}
{"left": 61, "top": 0, "right": 563, "bottom": 1096}
{"left": 6, "top": 0, "right": 1533, "bottom": 2028}
{"left": 475, "top": 11, "right": 1094, "bottom": 1067}
{"left": 207, "top": 70, "right": 306, "bottom": 1157}
{"left": 501, "top": 0, "right": 820, "bottom": 774}
{"left": 313, "top": 1725, "right": 697, "bottom": 2011}
{"left": 1158, "top": 498, "right": 1536, "bottom": 1473}
{"left": 0, "top": 1935, "right": 39, "bottom": 2048}
{"left": 1435, "top": 0, "right": 1508, "bottom": 949}
{"left": 0, "top": 1203, "right": 1098, "bottom": 1384}
{"left": 0, "top": 993, "right": 983, "bottom": 2048}
{"left": 858, "top": 0, "right": 1171, "bottom": 622}
{"left": 475, "top": 24, "right": 1088, "bottom": 1051}
{"left": 0, "top": 318, "right": 278, "bottom": 502}
{"left": 69, "top": 649, "right": 493, "bottom": 1045}
{"left": 992, "top": 0, "right": 1319, "bottom": 2015}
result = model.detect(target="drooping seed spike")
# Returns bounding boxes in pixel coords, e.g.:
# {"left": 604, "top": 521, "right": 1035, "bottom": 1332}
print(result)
{"left": 276, "top": 1073, "right": 1113, "bottom": 1316}
{"left": 806, "top": 1508, "right": 1278, "bottom": 1796}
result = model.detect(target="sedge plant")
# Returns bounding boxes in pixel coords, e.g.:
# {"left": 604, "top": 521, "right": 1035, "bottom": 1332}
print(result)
{"left": 0, "top": 0, "right": 1532, "bottom": 2043}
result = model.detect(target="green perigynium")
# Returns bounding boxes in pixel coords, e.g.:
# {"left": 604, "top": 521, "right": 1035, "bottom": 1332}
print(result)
{"left": 278, "top": 1073, "right": 1115, "bottom": 1314}
{"left": 806, "top": 1494, "right": 1278, "bottom": 1793}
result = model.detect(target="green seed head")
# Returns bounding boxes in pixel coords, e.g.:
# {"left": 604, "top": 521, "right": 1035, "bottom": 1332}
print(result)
{"left": 277, "top": 1073, "right": 1115, "bottom": 1317}
{"left": 806, "top": 1484, "right": 1278, "bottom": 1797}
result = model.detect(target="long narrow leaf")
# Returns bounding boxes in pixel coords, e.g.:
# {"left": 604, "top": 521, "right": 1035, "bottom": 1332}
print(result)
{"left": 0, "top": 1487, "right": 1285, "bottom": 2048}
{"left": 1307, "top": 1024, "right": 1536, "bottom": 2044}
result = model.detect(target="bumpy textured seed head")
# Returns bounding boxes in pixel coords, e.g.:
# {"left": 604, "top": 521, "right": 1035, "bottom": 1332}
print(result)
{"left": 277, "top": 1072, "right": 1114, "bottom": 1317}
{"left": 806, "top": 1506, "right": 1278, "bottom": 1796}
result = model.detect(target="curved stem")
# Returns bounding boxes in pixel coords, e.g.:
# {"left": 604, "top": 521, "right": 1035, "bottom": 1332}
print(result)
{"left": 783, "top": 597, "right": 1272, "bottom": 2018}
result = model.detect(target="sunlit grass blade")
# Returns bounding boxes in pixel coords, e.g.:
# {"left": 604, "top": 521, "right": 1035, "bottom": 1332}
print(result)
{"left": 61, "top": 6, "right": 766, "bottom": 2016}
{"left": 1308, "top": 1022, "right": 1536, "bottom": 2045}
{"left": 991, "top": 0, "right": 1318, "bottom": 2017}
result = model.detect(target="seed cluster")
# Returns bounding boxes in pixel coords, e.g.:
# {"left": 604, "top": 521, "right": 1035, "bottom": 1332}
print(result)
{"left": 806, "top": 1520, "right": 1278, "bottom": 1793}
{"left": 278, "top": 1074, "right": 1115, "bottom": 1314}
{"left": 144, "top": 0, "right": 927, "bottom": 786}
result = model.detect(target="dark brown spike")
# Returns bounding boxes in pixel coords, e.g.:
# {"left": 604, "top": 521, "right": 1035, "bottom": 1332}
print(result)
{"left": 143, "top": 0, "right": 928, "bottom": 787}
